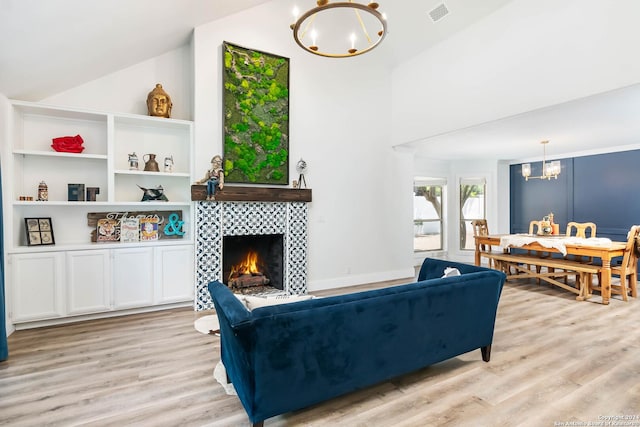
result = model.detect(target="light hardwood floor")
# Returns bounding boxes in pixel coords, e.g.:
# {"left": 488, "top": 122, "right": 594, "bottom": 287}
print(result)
{"left": 1, "top": 279, "right": 639, "bottom": 426}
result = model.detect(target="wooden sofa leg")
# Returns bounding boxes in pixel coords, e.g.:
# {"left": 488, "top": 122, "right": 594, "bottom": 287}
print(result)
{"left": 481, "top": 345, "right": 491, "bottom": 362}
{"left": 252, "top": 422, "right": 264, "bottom": 427}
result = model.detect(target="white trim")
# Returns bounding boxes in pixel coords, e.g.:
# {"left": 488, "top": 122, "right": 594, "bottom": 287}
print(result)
{"left": 460, "top": 177, "right": 486, "bottom": 186}
{"left": 414, "top": 177, "right": 447, "bottom": 186}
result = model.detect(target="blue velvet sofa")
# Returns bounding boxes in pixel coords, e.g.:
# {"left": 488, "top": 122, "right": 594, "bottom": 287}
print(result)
{"left": 207, "top": 257, "right": 506, "bottom": 426}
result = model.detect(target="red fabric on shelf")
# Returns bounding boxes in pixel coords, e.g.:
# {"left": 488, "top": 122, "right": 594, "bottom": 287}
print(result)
{"left": 51, "top": 134, "right": 85, "bottom": 153}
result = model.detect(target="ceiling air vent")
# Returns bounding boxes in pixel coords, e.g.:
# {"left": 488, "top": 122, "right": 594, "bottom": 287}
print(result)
{"left": 429, "top": 3, "right": 449, "bottom": 22}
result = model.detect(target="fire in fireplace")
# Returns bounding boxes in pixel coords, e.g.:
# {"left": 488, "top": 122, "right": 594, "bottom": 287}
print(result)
{"left": 223, "top": 234, "right": 284, "bottom": 294}
{"left": 228, "top": 250, "right": 270, "bottom": 289}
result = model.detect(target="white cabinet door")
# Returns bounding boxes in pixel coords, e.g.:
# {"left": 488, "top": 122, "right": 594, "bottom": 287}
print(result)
{"left": 10, "top": 252, "right": 65, "bottom": 322}
{"left": 154, "top": 245, "right": 194, "bottom": 304}
{"left": 112, "top": 248, "right": 154, "bottom": 309}
{"left": 66, "top": 250, "right": 110, "bottom": 315}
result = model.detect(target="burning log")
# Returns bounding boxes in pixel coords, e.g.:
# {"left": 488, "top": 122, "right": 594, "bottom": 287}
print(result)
{"left": 230, "top": 274, "right": 270, "bottom": 290}
{"left": 228, "top": 250, "right": 272, "bottom": 290}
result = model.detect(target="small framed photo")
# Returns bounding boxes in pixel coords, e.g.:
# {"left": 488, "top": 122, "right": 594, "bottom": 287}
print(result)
{"left": 24, "top": 217, "right": 55, "bottom": 246}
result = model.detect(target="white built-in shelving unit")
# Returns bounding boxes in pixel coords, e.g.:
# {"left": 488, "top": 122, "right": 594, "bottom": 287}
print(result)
{"left": 4, "top": 100, "right": 195, "bottom": 327}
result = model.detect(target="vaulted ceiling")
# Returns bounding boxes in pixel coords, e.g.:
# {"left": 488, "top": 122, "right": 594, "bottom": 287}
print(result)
{"left": 2, "top": 0, "right": 638, "bottom": 161}
{"left": 0, "top": 0, "right": 511, "bottom": 101}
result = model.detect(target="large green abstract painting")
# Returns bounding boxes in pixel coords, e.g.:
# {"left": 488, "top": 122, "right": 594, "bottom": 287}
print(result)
{"left": 223, "top": 42, "right": 290, "bottom": 185}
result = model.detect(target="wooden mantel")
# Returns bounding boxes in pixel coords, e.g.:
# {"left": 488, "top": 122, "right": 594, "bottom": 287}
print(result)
{"left": 191, "top": 185, "right": 312, "bottom": 202}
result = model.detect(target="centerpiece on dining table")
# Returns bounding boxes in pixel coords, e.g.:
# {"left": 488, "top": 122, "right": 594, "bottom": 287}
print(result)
{"left": 537, "top": 212, "right": 559, "bottom": 236}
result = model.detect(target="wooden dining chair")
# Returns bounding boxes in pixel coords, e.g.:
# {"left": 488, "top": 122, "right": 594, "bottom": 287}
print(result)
{"left": 472, "top": 219, "right": 495, "bottom": 268}
{"left": 529, "top": 220, "right": 544, "bottom": 235}
{"left": 471, "top": 219, "right": 490, "bottom": 241}
{"left": 610, "top": 225, "right": 639, "bottom": 300}
{"left": 526, "top": 220, "right": 552, "bottom": 282}
{"left": 565, "top": 221, "right": 598, "bottom": 280}
{"left": 588, "top": 225, "right": 639, "bottom": 301}
{"left": 471, "top": 219, "right": 514, "bottom": 272}
{"left": 564, "top": 221, "right": 596, "bottom": 287}
{"left": 565, "top": 222, "right": 597, "bottom": 238}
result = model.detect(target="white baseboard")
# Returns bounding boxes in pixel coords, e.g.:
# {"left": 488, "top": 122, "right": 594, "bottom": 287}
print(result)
{"left": 12, "top": 301, "right": 193, "bottom": 330}
{"left": 308, "top": 267, "right": 416, "bottom": 292}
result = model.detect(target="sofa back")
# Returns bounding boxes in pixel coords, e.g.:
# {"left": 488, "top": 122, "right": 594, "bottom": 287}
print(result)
{"left": 208, "top": 258, "right": 505, "bottom": 424}
{"left": 417, "top": 256, "right": 494, "bottom": 280}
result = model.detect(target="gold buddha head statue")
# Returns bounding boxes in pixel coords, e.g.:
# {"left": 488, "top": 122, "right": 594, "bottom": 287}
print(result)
{"left": 146, "top": 83, "right": 173, "bottom": 118}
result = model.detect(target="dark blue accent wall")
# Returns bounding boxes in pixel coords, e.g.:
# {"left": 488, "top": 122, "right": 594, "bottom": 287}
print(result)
{"left": 510, "top": 149, "right": 640, "bottom": 242}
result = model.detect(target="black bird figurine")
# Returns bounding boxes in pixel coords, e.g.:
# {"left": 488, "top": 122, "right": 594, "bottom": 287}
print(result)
{"left": 137, "top": 185, "right": 168, "bottom": 202}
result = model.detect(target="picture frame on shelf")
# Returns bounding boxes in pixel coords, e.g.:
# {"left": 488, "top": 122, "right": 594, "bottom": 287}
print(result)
{"left": 68, "top": 183, "right": 86, "bottom": 201}
{"left": 96, "top": 218, "right": 120, "bottom": 242}
{"left": 24, "top": 217, "right": 55, "bottom": 246}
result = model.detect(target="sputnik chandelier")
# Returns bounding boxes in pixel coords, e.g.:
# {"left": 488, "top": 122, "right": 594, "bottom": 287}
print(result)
{"left": 521, "top": 140, "right": 562, "bottom": 181}
{"left": 290, "top": 1, "right": 388, "bottom": 58}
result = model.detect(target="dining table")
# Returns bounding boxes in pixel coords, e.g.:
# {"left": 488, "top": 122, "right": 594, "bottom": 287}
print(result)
{"left": 474, "top": 234, "right": 627, "bottom": 304}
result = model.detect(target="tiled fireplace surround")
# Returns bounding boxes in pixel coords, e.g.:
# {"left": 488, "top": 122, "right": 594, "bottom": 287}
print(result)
{"left": 194, "top": 200, "right": 309, "bottom": 311}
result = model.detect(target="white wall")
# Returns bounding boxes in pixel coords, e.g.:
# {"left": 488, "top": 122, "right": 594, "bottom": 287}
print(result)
{"left": 193, "top": 0, "right": 414, "bottom": 290}
{"left": 391, "top": 0, "right": 640, "bottom": 146}
{"left": 42, "top": 47, "right": 193, "bottom": 120}
{"left": 37, "top": 0, "right": 415, "bottom": 290}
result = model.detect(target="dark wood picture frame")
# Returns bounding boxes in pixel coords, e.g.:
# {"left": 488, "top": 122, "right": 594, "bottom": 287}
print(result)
{"left": 25, "top": 217, "right": 55, "bottom": 246}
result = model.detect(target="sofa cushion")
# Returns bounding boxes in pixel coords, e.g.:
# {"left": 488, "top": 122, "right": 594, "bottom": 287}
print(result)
{"left": 235, "top": 293, "right": 315, "bottom": 311}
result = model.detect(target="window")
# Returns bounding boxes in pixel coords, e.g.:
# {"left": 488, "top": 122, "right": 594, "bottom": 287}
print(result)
{"left": 460, "top": 178, "right": 486, "bottom": 250}
{"left": 413, "top": 178, "right": 445, "bottom": 251}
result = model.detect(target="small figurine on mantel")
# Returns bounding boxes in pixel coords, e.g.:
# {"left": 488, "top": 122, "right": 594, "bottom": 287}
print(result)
{"left": 196, "top": 155, "right": 225, "bottom": 200}
{"left": 146, "top": 83, "right": 172, "bottom": 118}
{"left": 296, "top": 158, "right": 308, "bottom": 189}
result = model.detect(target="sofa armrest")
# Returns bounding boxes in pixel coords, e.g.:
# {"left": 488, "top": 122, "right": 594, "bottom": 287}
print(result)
{"left": 418, "top": 257, "right": 495, "bottom": 281}
{"left": 207, "top": 281, "right": 256, "bottom": 411}
{"left": 208, "top": 281, "right": 251, "bottom": 327}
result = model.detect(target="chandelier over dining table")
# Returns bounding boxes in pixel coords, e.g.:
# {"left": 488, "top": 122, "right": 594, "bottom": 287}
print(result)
{"left": 290, "top": 1, "right": 388, "bottom": 58}
{"left": 521, "top": 140, "right": 562, "bottom": 181}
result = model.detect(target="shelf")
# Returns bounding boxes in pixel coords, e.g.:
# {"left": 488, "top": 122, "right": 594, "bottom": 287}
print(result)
{"left": 13, "top": 201, "right": 192, "bottom": 207}
{"left": 114, "top": 113, "right": 193, "bottom": 129}
{"left": 114, "top": 169, "right": 190, "bottom": 178}
{"left": 8, "top": 239, "right": 195, "bottom": 255}
{"left": 105, "top": 201, "right": 192, "bottom": 207}
{"left": 14, "top": 149, "right": 108, "bottom": 160}
{"left": 14, "top": 201, "right": 112, "bottom": 206}
{"left": 12, "top": 100, "right": 109, "bottom": 122}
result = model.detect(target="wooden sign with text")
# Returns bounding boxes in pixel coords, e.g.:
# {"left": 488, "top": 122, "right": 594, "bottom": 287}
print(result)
{"left": 87, "top": 210, "right": 185, "bottom": 243}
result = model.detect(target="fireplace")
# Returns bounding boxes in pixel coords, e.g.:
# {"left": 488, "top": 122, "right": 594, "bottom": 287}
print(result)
{"left": 194, "top": 200, "right": 309, "bottom": 311}
{"left": 223, "top": 234, "right": 284, "bottom": 294}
